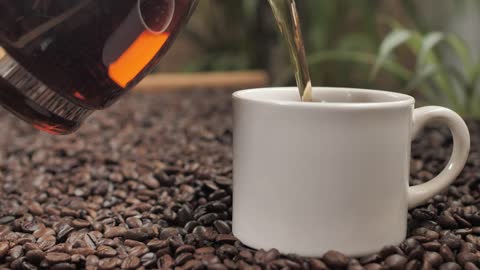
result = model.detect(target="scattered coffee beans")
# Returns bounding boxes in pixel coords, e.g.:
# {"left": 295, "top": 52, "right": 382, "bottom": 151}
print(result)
{"left": 0, "top": 90, "right": 479, "bottom": 269}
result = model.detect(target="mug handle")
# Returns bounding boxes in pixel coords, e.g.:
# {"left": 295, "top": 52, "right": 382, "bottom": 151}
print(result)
{"left": 408, "top": 106, "right": 470, "bottom": 209}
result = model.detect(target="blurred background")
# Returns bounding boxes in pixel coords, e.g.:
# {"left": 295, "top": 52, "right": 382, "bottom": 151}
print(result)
{"left": 148, "top": 0, "right": 480, "bottom": 118}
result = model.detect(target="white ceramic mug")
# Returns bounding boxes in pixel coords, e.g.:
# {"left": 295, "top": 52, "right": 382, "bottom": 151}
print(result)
{"left": 232, "top": 87, "right": 470, "bottom": 257}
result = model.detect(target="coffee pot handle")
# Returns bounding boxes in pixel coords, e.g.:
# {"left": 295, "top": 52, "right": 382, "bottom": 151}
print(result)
{"left": 408, "top": 106, "right": 470, "bottom": 209}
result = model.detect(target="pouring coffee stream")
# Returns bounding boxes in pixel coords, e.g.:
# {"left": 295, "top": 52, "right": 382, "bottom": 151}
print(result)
{"left": 268, "top": 0, "right": 313, "bottom": 102}
{"left": 0, "top": 0, "right": 310, "bottom": 135}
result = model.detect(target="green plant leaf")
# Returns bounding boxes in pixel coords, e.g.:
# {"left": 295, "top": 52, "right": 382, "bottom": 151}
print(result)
{"left": 405, "top": 64, "right": 438, "bottom": 93}
{"left": 370, "top": 29, "right": 412, "bottom": 81}
{"left": 471, "top": 90, "right": 480, "bottom": 117}
{"left": 417, "top": 32, "right": 445, "bottom": 71}
{"left": 470, "top": 62, "right": 480, "bottom": 88}
{"left": 336, "top": 33, "right": 376, "bottom": 52}
{"left": 447, "top": 34, "right": 472, "bottom": 71}
{"left": 445, "top": 64, "right": 469, "bottom": 88}
{"left": 402, "top": 31, "right": 461, "bottom": 108}
{"left": 309, "top": 50, "right": 412, "bottom": 82}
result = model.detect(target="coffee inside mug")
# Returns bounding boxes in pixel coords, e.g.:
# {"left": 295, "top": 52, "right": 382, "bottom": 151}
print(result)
{"left": 234, "top": 87, "right": 414, "bottom": 105}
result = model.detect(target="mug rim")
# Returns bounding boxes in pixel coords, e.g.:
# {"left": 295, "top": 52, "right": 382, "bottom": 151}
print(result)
{"left": 233, "top": 87, "right": 415, "bottom": 109}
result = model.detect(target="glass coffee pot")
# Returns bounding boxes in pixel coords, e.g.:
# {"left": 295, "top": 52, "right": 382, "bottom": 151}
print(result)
{"left": 0, "top": 0, "right": 197, "bottom": 134}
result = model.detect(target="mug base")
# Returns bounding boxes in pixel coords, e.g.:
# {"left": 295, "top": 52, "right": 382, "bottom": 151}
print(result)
{"left": 233, "top": 225, "right": 406, "bottom": 258}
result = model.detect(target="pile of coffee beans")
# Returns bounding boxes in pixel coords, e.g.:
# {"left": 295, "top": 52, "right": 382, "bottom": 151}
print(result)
{"left": 0, "top": 89, "right": 479, "bottom": 270}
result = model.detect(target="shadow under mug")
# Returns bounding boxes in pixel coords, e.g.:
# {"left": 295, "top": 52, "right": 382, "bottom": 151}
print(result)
{"left": 232, "top": 87, "right": 470, "bottom": 257}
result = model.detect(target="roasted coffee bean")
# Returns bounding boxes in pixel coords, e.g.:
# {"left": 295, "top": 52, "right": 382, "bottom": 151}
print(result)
{"left": 71, "top": 219, "right": 90, "bottom": 229}
{"left": 146, "top": 239, "right": 168, "bottom": 250}
{"left": 56, "top": 224, "right": 74, "bottom": 241}
{"left": 472, "top": 226, "right": 480, "bottom": 235}
{"left": 401, "top": 238, "right": 419, "bottom": 254}
{"left": 193, "top": 226, "right": 217, "bottom": 241}
{"left": 460, "top": 242, "right": 477, "bottom": 253}
{"left": 466, "top": 234, "right": 480, "bottom": 245}
{"left": 85, "top": 254, "right": 99, "bottom": 267}
{"left": 182, "top": 259, "right": 202, "bottom": 269}
{"left": 198, "top": 213, "right": 218, "bottom": 225}
{"left": 405, "top": 259, "right": 421, "bottom": 270}
{"left": 422, "top": 241, "right": 441, "bottom": 251}
{"left": 184, "top": 221, "right": 199, "bottom": 233}
{"left": 50, "top": 263, "right": 76, "bottom": 270}
{"left": 348, "top": 264, "right": 365, "bottom": 270}
{"left": 124, "top": 240, "right": 143, "bottom": 247}
{"left": 360, "top": 254, "right": 382, "bottom": 264}
{"left": 421, "top": 261, "right": 433, "bottom": 270}
{"left": 455, "top": 228, "right": 473, "bottom": 236}
{"left": 23, "top": 242, "right": 39, "bottom": 251}
{"left": 27, "top": 203, "right": 44, "bottom": 216}
{"left": 71, "top": 248, "right": 95, "bottom": 256}
{"left": 216, "top": 234, "right": 236, "bottom": 244}
{"left": 309, "top": 258, "right": 328, "bottom": 270}
{"left": 440, "top": 234, "right": 461, "bottom": 250}
{"left": 216, "top": 244, "right": 237, "bottom": 259}
{"left": 438, "top": 214, "right": 458, "bottom": 229}
{"left": 0, "top": 241, "right": 9, "bottom": 258}
{"left": 104, "top": 226, "right": 127, "bottom": 238}
{"left": 439, "top": 245, "right": 455, "bottom": 262}
{"left": 175, "top": 252, "right": 193, "bottom": 266}
{"left": 207, "top": 202, "right": 227, "bottom": 212}
{"left": 46, "top": 243, "right": 70, "bottom": 253}
{"left": 45, "top": 252, "right": 71, "bottom": 263}
{"left": 468, "top": 212, "right": 480, "bottom": 226}
{"left": 384, "top": 254, "right": 407, "bottom": 270}
{"left": 25, "top": 249, "right": 45, "bottom": 264}
{"left": 8, "top": 245, "right": 23, "bottom": 259}
{"left": 71, "top": 254, "right": 84, "bottom": 263}
{"left": 439, "top": 262, "right": 462, "bottom": 270}
{"left": 140, "top": 174, "right": 159, "bottom": 189}
{"left": 176, "top": 206, "right": 193, "bottom": 226}
{"left": 98, "top": 257, "right": 121, "bottom": 270}
{"left": 33, "top": 228, "right": 55, "bottom": 239}
{"left": 453, "top": 214, "right": 472, "bottom": 227}
{"left": 264, "top": 248, "right": 280, "bottom": 262}
{"left": 456, "top": 252, "right": 478, "bottom": 266}
{"left": 129, "top": 245, "right": 149, "bottom": 257}
{"left": 202, "top": 254, "right": 220, "bottom": 264}
{"left": 155, "top": 246, "right": 171, "bottom": 257}
{"left": 424, "top": 230, "right": 440, "bottom": 241}
{"left": 10, "top": 257, "right": 25, "bottom": 270}
{"left": 364, "top": 263, "right": 383, "bottom": 270}
{"left": 238, "top": 250, "right": 253, "bottom": 263}
{"left": 0, "top": 216, "right": 15, "bottom": 224}
{"left": 140, "top": 252, "right": 156, "bottom": 267}
{"left": 157, "top": 254, "right": 175, "bottom": 269}
{"left": 465, "top": 262, "right": 480, "bottom": 270}
{"left": 209, "top": 263, "right": 229, "bottom": 270}
{"left": 121, "top": 255, "right": 140, "bottom": 270}
{"left": 323, "top": 250, "right": 349, "bottom": 268}
{"left": 214, "top": 176, "right": 232, "bottom": 186}
{"left": 254, "top": 249, "right": 267, "bottom": 264}
{"left": 159, "top": 227, "right": 179, "bottom": 240}
{"left": 175, "top": 245, "right": 195, "bottom": 255}
{"left": 125, "top": 217, "right": 142, "bottom": 229}
{"left": 127, "top": 226, "right": 157, "bottom": 242}
{"left": 423, "top": 252, "right": 443, "bottom": 267}
{"left": 412, "top": 208, "right": 436, "bottom": 220}
{"left": 380, "top": 245, "right": 403, "bottom": 257}
{"left": 96, "top": 245, "right": 117, "bottom": 257}
{"left": 408, "top": 246, "right": 425, "bottom": 260}
{"left": 213, "top": 220, "right": 231, "bottom": 234}
{"left": 21, "top": 261, "right": 38, "bottom": 270}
